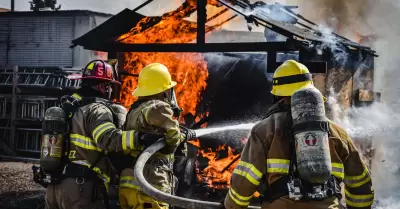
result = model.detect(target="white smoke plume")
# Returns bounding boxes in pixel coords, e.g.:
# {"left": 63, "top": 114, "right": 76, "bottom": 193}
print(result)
{"left": 296, "top": 0, "right": 400, "bottom": 207}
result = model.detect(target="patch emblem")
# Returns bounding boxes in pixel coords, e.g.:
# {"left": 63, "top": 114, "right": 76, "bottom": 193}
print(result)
{"left": 106, "top": 67, "right": 112, "bottom": 78}
{"left": 42, "top": 147, "right": 49, "bottom": 157}
{"left": 304, "top": 133, "right": 317, "bottom": 146}
{"left": 49, "top": 135, "right": 58, "bottom": 145}
{"left": 97, "top": 66, "right": 104, "bottom": 76}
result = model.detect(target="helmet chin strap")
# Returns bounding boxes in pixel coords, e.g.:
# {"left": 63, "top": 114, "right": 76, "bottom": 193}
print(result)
{"left": 105, "top": 84, "right": 113, "bottom": 100}
{"left": 91, "top": 82, "right": 113, "bottom": 100}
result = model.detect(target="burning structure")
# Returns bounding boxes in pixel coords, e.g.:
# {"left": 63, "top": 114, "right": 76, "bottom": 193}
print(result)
{"left": 72, "top": 0, "right": 377, "bottom": 203}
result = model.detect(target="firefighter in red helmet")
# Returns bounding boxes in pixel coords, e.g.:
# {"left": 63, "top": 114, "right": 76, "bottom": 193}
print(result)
{"left": 42, "top": 60, "right": 144, "bottom": 209}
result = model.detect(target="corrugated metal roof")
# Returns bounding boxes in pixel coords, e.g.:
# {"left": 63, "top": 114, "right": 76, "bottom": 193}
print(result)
{"left": 0, "top": 10, "right": 113, "bottom": 17}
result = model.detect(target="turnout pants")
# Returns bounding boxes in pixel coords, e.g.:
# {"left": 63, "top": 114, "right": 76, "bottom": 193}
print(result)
{"left": 119, "top": 188, "right": 168, "bottom": 209}
{"left": 260, "top": 196, "right": 341, "bottom": 209}
{"left": 45, "top": 177, "right": 105, "bottom": 209}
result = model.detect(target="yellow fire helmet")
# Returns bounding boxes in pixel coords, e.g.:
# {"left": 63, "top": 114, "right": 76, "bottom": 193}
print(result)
{"left": 271, "top": 60, "right": 314, "bottom": 97}
{"left": 133, "top": 63, "right": 177, "bottom": 97}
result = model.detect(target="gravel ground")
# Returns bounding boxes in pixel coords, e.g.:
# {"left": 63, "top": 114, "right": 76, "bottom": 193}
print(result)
{"left": 0, "top": 162, "right": 45, "bottom": 209}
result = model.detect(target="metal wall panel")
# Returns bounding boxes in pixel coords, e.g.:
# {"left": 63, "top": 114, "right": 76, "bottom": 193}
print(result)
{"left": 0, "top": 18, "right": 9, "bottom": 64}
{"left": 2, "top": 16, "right": 74, "bottom": 67}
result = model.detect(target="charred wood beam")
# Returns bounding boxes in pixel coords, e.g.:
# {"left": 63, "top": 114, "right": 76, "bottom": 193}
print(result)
{"left": 197, "top": 0, "right": 207, "bottom": 44}
{"left": 206, "top": 8, "right": 229, "bottom": 22}
{"left": 82, "top": 42, "right": 303, "bottom": 52}
{"left": 267, "top": 51, "right": 277, "bottom": 73}
{"left": 132, "top": 0, "right": 154, "bottom": 12}
{"left": 220, "top": 154, "right": 241, "bottom": 173}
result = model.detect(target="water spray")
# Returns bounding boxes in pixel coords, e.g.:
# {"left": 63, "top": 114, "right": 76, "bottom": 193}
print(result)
{"left": 194, "top": 122, "right": 257, "bottom": 137}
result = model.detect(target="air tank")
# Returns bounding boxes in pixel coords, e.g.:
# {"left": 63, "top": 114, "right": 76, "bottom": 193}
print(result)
{"left": 40, "top": 107, "right": 67, "bottom": 173}
{"left": 110, "top": 104, "right": 127, "bottom": 129}
{"left": 291, "top": 86, "right": 332, "bottom": 184}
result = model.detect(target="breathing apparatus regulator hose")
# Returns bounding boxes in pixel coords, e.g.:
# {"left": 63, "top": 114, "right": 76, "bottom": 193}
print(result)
{"left": 134, "top": 139, "right": 261, "bottom": 209}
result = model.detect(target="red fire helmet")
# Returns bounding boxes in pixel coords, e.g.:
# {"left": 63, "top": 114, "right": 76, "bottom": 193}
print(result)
{"left": 69, "top": 60, "right": 121, "bottom": 85}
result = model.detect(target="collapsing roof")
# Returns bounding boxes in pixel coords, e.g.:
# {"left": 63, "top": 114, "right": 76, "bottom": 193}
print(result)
{"left": 71, "top": 0, "right": 377, "bottom": 56}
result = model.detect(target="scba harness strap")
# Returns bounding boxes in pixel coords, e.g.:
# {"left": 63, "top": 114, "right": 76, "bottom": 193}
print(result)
{"left": 262, "top": 107, "right": 341, "bottom": 203}
{"left": 264, "top": 175, "right": 342, "bottom": 202}
{"left": 45, "top": 94, "right": 117, "bottom": 209}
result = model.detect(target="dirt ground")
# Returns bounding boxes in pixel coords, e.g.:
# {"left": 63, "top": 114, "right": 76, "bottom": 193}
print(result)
{"left": 0, "top": 162, "right": 45, "bottom": 209}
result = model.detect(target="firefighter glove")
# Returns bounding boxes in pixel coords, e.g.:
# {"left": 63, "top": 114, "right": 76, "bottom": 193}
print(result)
{"left": 138, "top": 132, "right": 163, "bottom": 148}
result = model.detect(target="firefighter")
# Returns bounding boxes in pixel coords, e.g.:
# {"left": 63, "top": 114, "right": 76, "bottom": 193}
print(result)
{"left": 224, "top": 60, "right": 374, "bottom": 209}
{"left": 44, "top": 60, "right": 144, "bottom": 209}
{"left": 118, "top": 63, "right": 196, "bottom": 209}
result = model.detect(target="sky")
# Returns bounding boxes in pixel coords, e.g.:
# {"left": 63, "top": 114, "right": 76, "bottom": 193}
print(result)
{"left": 0, "top": 0, "right": 185, "bottom": 15}
{"left": 0, "top": 0, "right": 253, "bottom": 31}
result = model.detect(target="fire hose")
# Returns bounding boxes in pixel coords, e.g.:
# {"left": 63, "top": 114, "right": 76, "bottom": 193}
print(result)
{"left": 134, "top": 139, "right": 262, "bottom": 209}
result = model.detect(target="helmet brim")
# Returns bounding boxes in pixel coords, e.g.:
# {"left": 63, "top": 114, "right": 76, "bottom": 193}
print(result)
{"left": 133, "top": 81, "right": 177, "bottom": 97}
{"left": 68, "top": 74, "right": 121, "bottom": 85}
{"left": 271, "top": 82, "right": 327, "bottom": 102}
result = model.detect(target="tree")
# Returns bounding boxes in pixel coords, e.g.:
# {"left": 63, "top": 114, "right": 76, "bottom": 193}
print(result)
{"left": 30, "top": 0, "right": 61, "bottom": 11}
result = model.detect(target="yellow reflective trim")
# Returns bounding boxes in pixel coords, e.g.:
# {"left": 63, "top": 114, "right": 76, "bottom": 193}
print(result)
{"left": 238, "top": 161, "right": 262, "bottom": 178}
{"left": 345, "top": 190, "right": 373, "bottom": 199}
{"left": 120, "top": 183, "right": 140, "bottom": 190}
{"left": 332, "top": 171, "right": 344, "bottom": 179}
{"left": 93, "top": 122, "right": 115, "bottom": 143}
{"left": 345, "top": 168, "right": 368, "bottom": 180}
{"left": 71, "top": 93, "right": 82, "bottom": 101}
{"left": 266, "top": 159, "right": 290, "bottom": 164}
{"left": 233, "top": 169, "right": 260, "bottom": 186}
{"left": 120, "top": 176, "right": 134, "bottom": 181}
{"left": 70, "top": 134, "right": 102, "bottom": 151}
{"left": 266, "top": 159, "right": 290, "bottom": 174}
{"left": 332, "top": 163, "right": 344, "bottom": 179}
{"left": 228, "top": 189, "right": 250, "bottom": 206}
{"left": 144, "top": 105, "right": 153, "bottom": 122}
{"left": 267, "top": 167, "right": 289, "bottom": 174}
{"left": 345, "top": 189, "right": 374, "bottom": 208}
{"left": 345, "top": 168, "right": 371, "bottom": 188}
{"left": 230, "top": 188, "right": 252, "bottom": 201}
{"left": 332, "top": 162, "right": 344, "bottom": 168}
{"left": 346, "top": 175, "right": 371, "bottom": 188}
{"left": 122, "top": 130, "right": 127, "bottom": 151}
{"left": 130, "top": 131, "right": 134, "bottom": 149}
{"left": 346, "top": 199, "right": 374, "bottom": 208}
{"left": 119, "top": 176, "right": 163, "bottom": 190}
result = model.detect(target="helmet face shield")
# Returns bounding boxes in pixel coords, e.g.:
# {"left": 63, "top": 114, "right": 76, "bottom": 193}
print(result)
{"left": 170, "top": 88, "right": 178, "bottom": 107}
{"left": 166, "top": 88, "right": 182, "bottom": 117}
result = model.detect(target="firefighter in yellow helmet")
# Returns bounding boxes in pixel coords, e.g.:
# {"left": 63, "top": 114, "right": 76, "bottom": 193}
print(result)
{"left": 224, "top": 60, "right": 374, "bottom": 209}
{"left": 41, "top": 60, "right": 146, "bottom": 209}
{"left": 119, "top": 63, "right": 196, "bottom": 209}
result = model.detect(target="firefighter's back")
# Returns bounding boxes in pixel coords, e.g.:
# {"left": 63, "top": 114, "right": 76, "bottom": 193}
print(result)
{"left": 251, "top": 113, "right": 341, "bottom": 209}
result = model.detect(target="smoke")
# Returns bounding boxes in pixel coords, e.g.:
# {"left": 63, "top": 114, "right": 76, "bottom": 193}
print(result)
{"left": 306, "top": 0, "right": 400, "bottom": 207}
{"left": 258, "top": 0, "right": 400, "bottom": 207}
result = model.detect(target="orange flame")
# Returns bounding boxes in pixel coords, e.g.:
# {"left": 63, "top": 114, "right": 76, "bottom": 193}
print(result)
{"left": 197, "top": 144, "right": 240, "bottom": 189}
{"left": 190, "top": 139, "right": 260, "bottom": 199}
{"left": 117, "top": 1, "right": 230, "bottom": 117}
{"left": 120, "top": 52, "right": 208, "bottom": 117}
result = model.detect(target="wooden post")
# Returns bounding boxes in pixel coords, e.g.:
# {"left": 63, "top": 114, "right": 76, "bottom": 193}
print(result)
{"left": 11, "top": 0, "right": 15, "bottom": 11}
{"left": 267, "top": 51, "right": 277, "bottom": 73}
{"left": 197, "top": 0, "right": 206, "bottom": 44}
{"left": 9, "top": 65, "right": 18, "bottom": 155}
